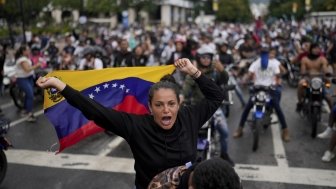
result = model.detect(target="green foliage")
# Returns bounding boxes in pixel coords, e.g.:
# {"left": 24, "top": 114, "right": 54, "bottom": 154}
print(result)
{"left": 51, "top": 0, "right": 82, "bottom": 9}
{"left": 0, "top": 26, "right": 23, "bottom": 38}
{"left": 86, "top": 0, "right": 118, "bottom": 14}
{"left": 31, "top": 23, "right": 72, "bottom": 34}
{"left": 0, "top": 28, "right": 9, "bottom": 37}
{"left": 317, "top": 0, "right": 336, "bottom": 11}
{"left": 268, "top": 0, "right": 305, "bottom": 19}
{"left": 0, "top": 0, "right": 47, "bottom": 22}
{"left": 268, "top": 0, "right": 336, "bottom": 20}
{"left": 216, "top": 0, "right": 253, "bottom": 23}
{"left": 133, "top": 0, "right": 158, "bottom": 15}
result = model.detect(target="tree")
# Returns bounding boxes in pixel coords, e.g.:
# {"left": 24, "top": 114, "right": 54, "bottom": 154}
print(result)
{"left": 0, "top": 0, "right": 49, "bottom": 23}
{"left": 216, "top": 0, "right": 253, "bottom": 23}
{"left": 85, "top": 0, "right": 119, "bottom": 14}
{"left": 52, "top": 0, "right": 82, "bottom": 10}
{"left": 267, "top": 0, "right": 305, "bottom": 20}
{"left": 268, "top": 0, "right": 336, "bottom": 20}
{"left": 314, "top": 0, "right": 336, "bottom": 11}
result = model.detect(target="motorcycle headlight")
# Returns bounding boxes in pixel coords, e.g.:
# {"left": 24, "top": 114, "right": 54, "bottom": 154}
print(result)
{"left": 2, "top": 78, "right": 10, "bottom": 85}
{"left": 311, "top": 78, "right": 323, "bottom": 90}
{"left": 256, "top": 91, "right": 267, "bottom": 102}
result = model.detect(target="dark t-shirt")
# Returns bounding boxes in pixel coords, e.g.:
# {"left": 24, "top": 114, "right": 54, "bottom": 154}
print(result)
{"left": 113, "top": 51, "right": 133, "bottom": 67}
{"left": 63, "top": 45, "right": 76, "bottom": 55}
{"left": 330, "top": 39, "right": 336, "bottom": 61}
{"left": 238, "top": 43, "right": 254, "bottom": 59}
{"left": 218, "top": 53, "right": 234, "bottom": 65}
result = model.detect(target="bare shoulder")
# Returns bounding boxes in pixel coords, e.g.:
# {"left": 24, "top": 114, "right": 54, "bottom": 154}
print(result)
{"left": 301, "top": 56, "right": 309, "bottom": 64}
{"left": 319, "top": 56, "right": 328, "bottom": 63}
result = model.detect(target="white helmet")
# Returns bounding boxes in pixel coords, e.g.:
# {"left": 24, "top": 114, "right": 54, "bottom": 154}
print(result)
{"left": 197, "top": 45, "right": 215, "bottom": 55}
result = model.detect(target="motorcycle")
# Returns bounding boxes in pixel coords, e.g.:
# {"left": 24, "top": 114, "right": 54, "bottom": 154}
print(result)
{"left": 249, "top": 85, "right": 276, "bottom": 151}
{"left": 0, "top": 118, "right": 12, "bottom": 185}
{"left": 196, "top": 118, "right": 220, "bottom": 161}
{"left": 10, "top": 68, "right": 48, "bottom": 110}
{"left": 2, "top": 58, "right": 16, "bottom": 94}
{"left": 44, "top": 51, "right": 60, "bottom": 70}
{"left": 223, "top": 63, "right": 246, "bottom": 117}
{"left": 300, "top": 76, "right": 330, "bottom": 138}
{"left": 197, "top": 97, "right": 235, "bottom": 160}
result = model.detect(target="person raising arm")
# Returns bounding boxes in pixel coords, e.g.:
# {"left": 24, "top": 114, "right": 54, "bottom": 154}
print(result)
{"left": 36, "top": 58, "right": 226, "bottom": 189}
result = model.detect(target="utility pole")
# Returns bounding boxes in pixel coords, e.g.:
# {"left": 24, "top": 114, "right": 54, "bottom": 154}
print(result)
{"left": 19, "top": 0, "right": 26, "bottom": 44}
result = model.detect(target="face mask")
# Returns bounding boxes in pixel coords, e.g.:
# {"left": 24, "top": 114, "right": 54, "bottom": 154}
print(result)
{"left": 260, "top": 51, "right": 269, "bottom": 70}
{"left": 308, "top": 53, "right": 319, "bottom": 60}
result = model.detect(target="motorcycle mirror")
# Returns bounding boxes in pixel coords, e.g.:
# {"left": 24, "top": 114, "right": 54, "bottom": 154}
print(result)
{"left": 332, "top": 78, "right": 336, "bottom": 84}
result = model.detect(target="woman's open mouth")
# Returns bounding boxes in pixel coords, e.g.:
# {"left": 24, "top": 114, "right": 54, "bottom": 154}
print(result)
{"left": 161, "top": 116, "right": 172, "bottom": 126}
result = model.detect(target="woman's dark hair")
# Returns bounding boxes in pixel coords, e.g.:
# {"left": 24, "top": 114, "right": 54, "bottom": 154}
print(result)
{"left": 15, "top": 45, "right": 28, "bottom": 60}
{"left": 148, "top": 74, "right": 180, "bottom": 105}
{"left": 192, "top": 157, "right": 242, "bottom": 189}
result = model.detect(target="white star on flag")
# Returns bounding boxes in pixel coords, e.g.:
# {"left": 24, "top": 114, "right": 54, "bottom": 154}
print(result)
{"left": 112, "top": 83, "right": 118, "bottom": 88}
{"left": 126, "top": 89, "right": 130, "bottom": 93}
{"left": 103, "top": 83, "right": 109, "bottom": 89}
{"left": 89, "top": 93, "right": 94, "bottom": 99}
{"left": 94, "top": 87, "right": 101, "bottom": 93}
{"left": 119, "top": 84, "right": 125, "bottom": 90}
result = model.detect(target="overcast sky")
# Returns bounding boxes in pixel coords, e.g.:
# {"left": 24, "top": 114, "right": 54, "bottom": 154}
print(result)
{"left": 250, "top": 0, "right": 270, "bottom": 17}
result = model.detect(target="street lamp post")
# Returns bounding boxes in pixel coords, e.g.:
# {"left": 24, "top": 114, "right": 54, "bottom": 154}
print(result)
{"left": 18, "top": 0, "right": 26, "bottom": 44}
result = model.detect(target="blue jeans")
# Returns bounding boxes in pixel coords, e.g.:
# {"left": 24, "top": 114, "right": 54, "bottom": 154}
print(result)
{"left": 213, "top": 108, "right": 229, "bottom": 153}
{"left": 239, "top": 87, "right": 288, "bottom": 129}
{"left": 16, "top": 76, "right": 34, "bottom": 112}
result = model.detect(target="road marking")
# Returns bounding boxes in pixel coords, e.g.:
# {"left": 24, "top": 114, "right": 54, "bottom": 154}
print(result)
{"left": 10, "top": 109, "right": 44, "bottom": 127}
{"left": 5, "top": 149, "right": 135, "bottom": 174}
{"left": 5, "top": 149, "right": 336, "bottom": 187}
{"left": 235, "top": 164, "right": 336, "bottom": 187}
{"left": 271, "top": 114, "right": 289, "bottom": 168}
{"left": 9, "top": 108, "right": 123, "bottom": 158}
{"left": 98, "top": 136, "right": 124, "bottom": 157}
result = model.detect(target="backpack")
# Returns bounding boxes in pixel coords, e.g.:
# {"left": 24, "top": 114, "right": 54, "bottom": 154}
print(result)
{"left": 147, "top": 165, "right": 187, "bottom": 189}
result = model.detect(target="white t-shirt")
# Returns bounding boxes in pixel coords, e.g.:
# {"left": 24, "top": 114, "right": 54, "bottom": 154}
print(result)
{"left": 248, "top": 58, "right": 280, "bottom": 86}
{"left": 15, "top": 56, "right": 34, "bottom": 78}
{"left": 78, "top": 58, "right": 103, "bottom": 70}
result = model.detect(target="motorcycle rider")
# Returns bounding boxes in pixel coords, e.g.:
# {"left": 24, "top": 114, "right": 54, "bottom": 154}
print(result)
{"left": 216, "top": 42, "right": 246, "bottom": 117}
{"left": 45, "top": 39, "right": 59, "bottom": 68}
{"left": 181, "top": 45, "right": 234, "bottom": 166}
{"left": 233, "top": 45, "right": 290, "bottom": 142}
{"left": 296, "top": 43, "right": 332, "bottom": 129}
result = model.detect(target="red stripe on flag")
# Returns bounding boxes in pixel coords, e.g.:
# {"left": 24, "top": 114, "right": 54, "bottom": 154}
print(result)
{"left": 114, "top": 95, "right": 149, "bottom": 114}
{"left": 58, "top": 121, "right": 103, "bottom": 153}
{"left": 57, "top": 95, "right": 148, "bottom": 153}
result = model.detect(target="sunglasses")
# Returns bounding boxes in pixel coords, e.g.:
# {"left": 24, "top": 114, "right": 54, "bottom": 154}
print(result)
{"left": 199, "top": 55, "right": 212, "bottom": 60}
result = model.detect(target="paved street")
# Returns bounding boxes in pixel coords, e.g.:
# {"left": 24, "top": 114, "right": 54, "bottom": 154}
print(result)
{"left": 0, "top": 82, "right": 336, "bottom": 189}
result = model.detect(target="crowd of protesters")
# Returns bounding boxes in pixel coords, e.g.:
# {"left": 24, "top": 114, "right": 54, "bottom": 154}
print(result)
{"left": 1, "top": 16, "right": 336, "bottom": 163}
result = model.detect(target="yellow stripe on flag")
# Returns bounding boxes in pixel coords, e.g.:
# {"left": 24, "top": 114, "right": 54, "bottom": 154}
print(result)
{"left": 43, "top": 65, "right": 175, "bottom": 109}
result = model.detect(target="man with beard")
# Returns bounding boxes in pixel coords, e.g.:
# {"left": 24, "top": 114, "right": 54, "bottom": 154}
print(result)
{"left": 296, "top": 43, "right": 331, "bottom": 118}
{"left": 113, "top": 39, "right": 133, "bottom": 67}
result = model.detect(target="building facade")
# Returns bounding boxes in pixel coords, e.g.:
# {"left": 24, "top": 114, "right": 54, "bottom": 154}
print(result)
{"left": 51, "top": 0, "right": 194, "bottom": 28}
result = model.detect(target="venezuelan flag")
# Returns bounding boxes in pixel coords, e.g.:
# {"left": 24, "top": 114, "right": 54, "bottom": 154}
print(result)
{"left": 44, "top": 65, "right": 175, "bottom": 153}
